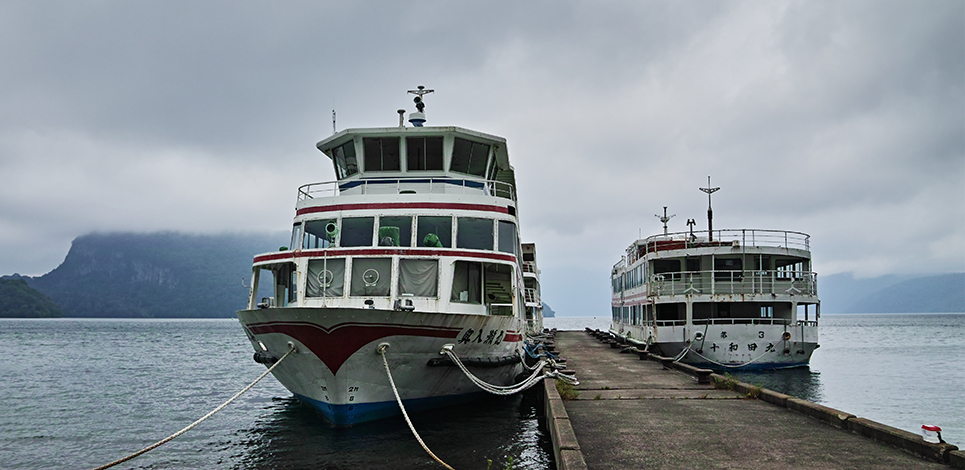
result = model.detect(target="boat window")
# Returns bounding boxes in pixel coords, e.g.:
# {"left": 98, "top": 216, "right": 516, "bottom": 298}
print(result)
{"left": 303, "top": 218, "right": 338, "bottom": 249}
{"left": 290, "top": 223, "right": 302, "bottom": 251}
{"left": 417, "top": 216, "right": 452, "bottom": 248}
{"left": 306, "top": 258, "right": 345, "bottom": 297}
{"left": 653, "top": 259, "right": 680, "bottom": 274}
{"left": 457, "top": 217, "right": 494, "bottom": 250}
{"left": 451, "top": 260, "right": 481, "bottom": 304}
{"left": 363, "top": 137, "right": 401, "bottom": 172}
{"left": 450, "top": 137, "right": 490, "bottom": 177}
{"left": 406, "top": 136, "right": 444, "bottom": 171}
{"left": 398, "top": 259, "right": 438, "bottom": 297}
{"left": 378, "top": 216, "right": 412, "bottom": 247}
{"left": 341, "top": 217, "right": 375, "bottom": 247}
{"left": 497, "top": 220, "right": 517, "bottom": 254}
{"left": 332, "top": 141, "right": 358, "bottom": 179}
{"left": 350, "top": 258, "right": 391, "bottom": 296}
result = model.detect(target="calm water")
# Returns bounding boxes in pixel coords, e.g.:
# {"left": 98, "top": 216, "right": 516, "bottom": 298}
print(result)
{"left": 0, "top": 319, "right": 551, "bottom": 470}
{"left": 546, "top": 313, "right": 965, "bottom": 445}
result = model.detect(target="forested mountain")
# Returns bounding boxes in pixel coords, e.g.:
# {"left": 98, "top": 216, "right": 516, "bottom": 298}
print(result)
{"left": 820, "top": 272, "right": 964, "bottom": 314}
{"left": 0, "top": 277, "right": 62, "bottom": 318}
{"left": 24, "top": 232, "right": 286, "bottom": 318}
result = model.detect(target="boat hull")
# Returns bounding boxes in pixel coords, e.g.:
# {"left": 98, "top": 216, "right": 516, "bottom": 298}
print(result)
{"left": 237, "top": 307, "right": 524, "bottom": 425}
{"left": 614, "top": 322, "right": 818, "bottom": 371}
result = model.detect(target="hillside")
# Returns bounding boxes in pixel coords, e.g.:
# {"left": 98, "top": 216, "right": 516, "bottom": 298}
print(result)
{"left": 26, "top": 232, "right": 286, "bottom": 318}
{"left": 820, "top": 272, "right": 964, "bottom": 314}
{"left": 0, "top": 278, "right": 62, "bottom": 318}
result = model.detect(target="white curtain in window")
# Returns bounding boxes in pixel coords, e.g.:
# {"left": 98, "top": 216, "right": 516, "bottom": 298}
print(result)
{"left": 399, "top": 259, "right": 438, "bottom": 297}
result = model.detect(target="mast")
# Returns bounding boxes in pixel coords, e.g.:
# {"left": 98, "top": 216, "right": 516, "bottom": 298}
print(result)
{"left": 699, "top": 176, "right": 720, "bottom": 242}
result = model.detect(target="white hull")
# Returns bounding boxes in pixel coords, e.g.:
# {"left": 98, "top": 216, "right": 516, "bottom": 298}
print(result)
{"left": 238, "top": 307, "right": 524, "bottom": 425}
{"left": 614, "top": 320, "right": 818, "bottom": 370}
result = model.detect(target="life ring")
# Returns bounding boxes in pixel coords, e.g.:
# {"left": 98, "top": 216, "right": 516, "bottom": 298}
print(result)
{"left": 782, "top": 331, "right": 791, "bottom": 341}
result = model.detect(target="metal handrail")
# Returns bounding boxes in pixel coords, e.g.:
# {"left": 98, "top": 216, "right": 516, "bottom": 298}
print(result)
{"left": 297, "top": 178, "right": 516, "bottom": 202}
{"left": 649, "top": 269, "right": 818, "bottom": 297}
{"left": 637, "top": 229, "right": 810, "bottom": 254}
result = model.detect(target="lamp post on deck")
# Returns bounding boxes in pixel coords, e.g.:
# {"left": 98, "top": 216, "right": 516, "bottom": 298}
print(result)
{"left": 699, "top": 176, "right": 720, "bottom": 242}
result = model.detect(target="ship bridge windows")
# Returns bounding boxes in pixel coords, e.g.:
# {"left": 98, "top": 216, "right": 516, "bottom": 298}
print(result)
{"left": 418, "top": 216, "right": 452, "bottom": 248}
{"left": 776, "top": 259, "right": 804, "bottom": 279}
{"left": 332, "top": 141, "right": 359, "bottom": 179}
{"left": 378, "top": 216, "right": 412, "bottom": 247}
{"left": 363, "top": 137, "right": 401, "bottom": 172}
{"left": 406, "top": 136, "right": 444, "bottom": 171}
{"left": 341, "top": 217, "right": 375, "bottom": 247}
{"left": 450, "top": 137, "right": 491, "bottom": 177}
{"left": 350, "top": 258, "right": 392, "bottom": 296}
{"left": 457, "top": 217, "right": 494, "bottom": 251}
{"left": 306, "top": 258, "right": 345, "bottom": 297}
{"left": 303, "top": 218, "right": 338, "bottom": 249}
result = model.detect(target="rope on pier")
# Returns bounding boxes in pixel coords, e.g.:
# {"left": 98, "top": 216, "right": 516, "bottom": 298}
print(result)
{"left": 685, "top": 347, "right": 772, "bottom": 369}
{"left": 378, "top": 343, "right": 455, "bottom": 470}
{"left": 91, "top": 343, "right": 296, "bottom": 470}
{"left": 441, "top": 344, "right": 578, "bottom": 396}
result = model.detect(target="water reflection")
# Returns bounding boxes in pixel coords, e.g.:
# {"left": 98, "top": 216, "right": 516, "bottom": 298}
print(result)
{"left": 727, "top": 367, "right": 824, "bottom": 403}
{"left": 234, "top": 392, "right": 552, "bottom": 470}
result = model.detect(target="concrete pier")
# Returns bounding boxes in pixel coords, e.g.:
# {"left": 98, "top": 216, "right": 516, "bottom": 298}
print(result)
{"left": 543, "top": 330, "right": 962, "bottom": 469}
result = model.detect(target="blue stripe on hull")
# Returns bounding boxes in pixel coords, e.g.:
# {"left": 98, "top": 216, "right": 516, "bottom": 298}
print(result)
{"left": 294, "top": 391, "right": 488, "bottom": 426}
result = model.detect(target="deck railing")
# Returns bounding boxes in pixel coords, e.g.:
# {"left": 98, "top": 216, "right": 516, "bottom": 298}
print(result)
{"left": 297, "top": 178, "right": 516, "bottom": 203}
{"left": 634, "top": 229, "right": 810, "bottom": 260}
{"left": 524, "top": 287, "right": 540, "bottom": 304}
{"left": 649, "top": 270, "right": 817, "bottom": 297}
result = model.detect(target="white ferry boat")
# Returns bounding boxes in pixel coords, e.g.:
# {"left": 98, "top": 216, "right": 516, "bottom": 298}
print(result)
{"left": 610, "top": 201, "right": 819, "bottom": 370}
{"left": 237, "top": 87, "right": 543, "bottom": 425}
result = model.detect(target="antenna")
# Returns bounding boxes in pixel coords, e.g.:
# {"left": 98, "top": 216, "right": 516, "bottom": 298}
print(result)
{"left": 686, "top": 219, "right": 696, "bottom": 242}
{"left": 655, "top": 206, "right": 676, "bottom": 235}
{"left": 699, "top": 176, "right": 720, "bottom": 241}
{"left": 406, "top": 85, "right": 434, "bottom": 126}
{"left": 332, "top": 109, "right": 336, "bottom": 134}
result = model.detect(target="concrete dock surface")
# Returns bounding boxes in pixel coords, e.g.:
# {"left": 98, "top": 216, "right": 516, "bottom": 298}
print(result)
{"left": 550, "top": 330, "right": 957, "bottom": 469}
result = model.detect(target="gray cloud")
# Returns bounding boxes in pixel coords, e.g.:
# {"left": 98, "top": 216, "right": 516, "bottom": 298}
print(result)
{"left": 0, "top": 0, "right": 961, "bottom": 316}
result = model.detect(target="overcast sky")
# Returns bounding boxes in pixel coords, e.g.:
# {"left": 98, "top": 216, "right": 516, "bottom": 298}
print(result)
{"left": 1, "top": 1, "right": 962, "bottom": 316}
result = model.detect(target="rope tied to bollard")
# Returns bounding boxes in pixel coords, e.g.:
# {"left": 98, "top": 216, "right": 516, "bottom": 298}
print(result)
{"left": 91, "top": 343, "right": 297, "bottom": 470}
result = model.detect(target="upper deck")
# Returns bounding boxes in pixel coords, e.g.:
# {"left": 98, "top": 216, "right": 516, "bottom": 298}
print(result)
{"left": 307, "top": 125, "right": 517, "bottom": 207}
{"left": 619, "top": 229, "right": 811, "bottom": 268}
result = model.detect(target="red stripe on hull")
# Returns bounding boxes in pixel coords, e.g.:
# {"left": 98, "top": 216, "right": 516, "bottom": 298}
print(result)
{"left": 245, "top": 321, "right": 461, "bottom": 374}
{"left": 297, "top": 202, "right": 510, "bottom": 216}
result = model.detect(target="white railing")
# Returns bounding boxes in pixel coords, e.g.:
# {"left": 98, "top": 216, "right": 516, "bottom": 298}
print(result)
{"left": 692, "top": 318, "right": 793, "bottom": 325}
{"left": 649, "top": 270, "right": 817, "bottom": 297}
{"left": 298, "top": 178, "right": 516, "bottom": 203}
{"left": 522, "top": 261, "right": 538, "bottom": 275}
{"left": 639, "top": 229, "right": 810, "bottom": 256}
{"left": 524, "top": 288, "right": 539, "bottom": 304}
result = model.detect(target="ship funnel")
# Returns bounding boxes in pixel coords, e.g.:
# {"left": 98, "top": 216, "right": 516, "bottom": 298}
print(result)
{"left": 407, "top": 85, "right": 434, "bottom": 127}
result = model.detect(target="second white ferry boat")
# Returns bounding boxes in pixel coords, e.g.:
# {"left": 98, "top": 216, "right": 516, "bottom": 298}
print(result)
{"left": 237, "top": 87, "right": 547, "bottom": 425}
{"left": 610, "top": 181, "right": 820, "bottom": 370}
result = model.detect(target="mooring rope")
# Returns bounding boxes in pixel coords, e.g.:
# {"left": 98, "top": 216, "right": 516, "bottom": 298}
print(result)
{"left": 91, "top": 343, "right": 296, "bottom": 470}
{"left": 378, "top": 343, "right": 455, "bottom": 470}
{"left": 442, "top": 345, "right": 578, "bottom": 396}
{"left": 686, "top": 346, "right": 772, "bottom": 369}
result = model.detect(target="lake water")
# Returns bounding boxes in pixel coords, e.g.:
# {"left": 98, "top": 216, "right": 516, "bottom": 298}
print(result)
{"left": 0, "top": 319, "right": 551, "bottom": 470}
{"left": 546, "top": 313, "right": 965, "bottom": 445}
{"left": 2, "top": 314, "right": 961, "bottom": 469}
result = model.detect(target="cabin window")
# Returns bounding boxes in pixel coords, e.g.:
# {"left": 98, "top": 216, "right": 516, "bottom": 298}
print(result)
{"left": 714, "top": 258, "right": 743, "bottom": 281}
{"left": 350, "top": 258, "right": 391, "bottom": 296}
{"left": 306, "top": 258, "right": 345, "bottom": 297}
{"left": 332, "top": 141, "right": 358, "bottom": 179}
{"left": 653, "top": 259, "right": 680, "bottom": 275}
{"left": 406, "top": 136, "right": 444, "bottom": 171}
{"left": 497, "top": 221, "right": 517, "bottom": 254}
{"left": 398, "top": 259, "right": 438, "bottom": 297}
{"left": 451, "top": 261, "right": 481, "bottom": 304}
{"left": 303, "top": 218, "right": 338, "bottom": 248}
{"left": 341, "top": 217, "right": 375, "bottom": 247}
{"left": 760, "top": 305, "right": 774, "bottom": 318}
{"left": 417, "top": 216, "right": 452, "bottom": 248}
{"left": 450, "top": 137, "right": 490, "bottom": 177}
{"left": 775, "top": 259, "right": 803, "bottom": 279}
{"left": 457, "top": 217, "right": 494, "bottom": 250}
{"left": 378, "top": 216, "right": 412, "bottom": 247}
{"left": 290, "top": 223, "right": 302, "bottom": 251}
{"left": 363, "top": 137, "right": 400, "bottom": 172}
